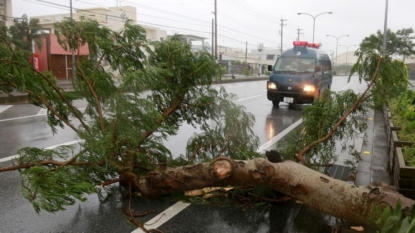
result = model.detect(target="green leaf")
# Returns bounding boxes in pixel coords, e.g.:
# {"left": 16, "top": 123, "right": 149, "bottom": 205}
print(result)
{"left": 394, "top": 201, "right": 403, "bottom": 219}
{"left": 381, "top": 216, "right": 401, "bottom": 233}
{"left": 406, "top": 217, "right": 415, "bottom": 233}
{"left": 377, "top": 206, "right": 392, "bottom": 226}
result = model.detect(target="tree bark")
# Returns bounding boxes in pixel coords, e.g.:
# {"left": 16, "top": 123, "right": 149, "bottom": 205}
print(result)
{"left": 134, "top": 157, "right": 413, "bottom": 227}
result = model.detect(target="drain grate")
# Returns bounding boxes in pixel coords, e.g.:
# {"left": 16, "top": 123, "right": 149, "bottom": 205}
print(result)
{"left": 327, "top": 165, "right": 351, "bottom": 181}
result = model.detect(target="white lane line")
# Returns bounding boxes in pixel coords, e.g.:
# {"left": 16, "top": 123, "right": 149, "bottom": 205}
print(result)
{"left": 236, "top": 95, "right": 262, "bottom": 102}
{"left": 0, "top": 105, "right": 12, "bottom": 113}
{"left": 340, "top": 83, "right": 354, "bottom": 91}
{"left": 0, "top": 155, "right": 19, "bottom": 163}
{"left": 0, "top": 115, "right": 46, "bottom": 122}
{"left": 131, "top": 201, "right": 191, "bottom": 233}
{"left": 257, "top": 118, "right": 303, "bottom": 153}
{"left": 0, "top": 140, "right": 83, "bottom": 163}
{"left": 0, "top": 107, "right": 86, "bottom": 122}
{"left": 37, "top": 108, "right": 47, "bottom": 115}
{"left": 254, "top": 81, "right": 357, "bottom": 153}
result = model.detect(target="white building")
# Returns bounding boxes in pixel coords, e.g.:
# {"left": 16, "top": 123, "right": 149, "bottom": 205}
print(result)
{"left": 334, "top": 51, "right": 359, "bottom": 66}
{"left": 0, "top": 0, "right": 12, "bottom": 28}
{"left": 32, "top": 6, "right": 136, "bottom": 32}
{"left": 250, "top": 43, "right": 280, "bottom": 65}
{"left": 31, "top": 6, "right": 166, "bottom": 42}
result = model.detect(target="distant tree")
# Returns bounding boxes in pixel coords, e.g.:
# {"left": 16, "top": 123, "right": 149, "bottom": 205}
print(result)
{"left": 359, "top": 27, "right": 415, "bottom": 57}
{"left": 8, "top": 14, "right": 44, "bottom": 55}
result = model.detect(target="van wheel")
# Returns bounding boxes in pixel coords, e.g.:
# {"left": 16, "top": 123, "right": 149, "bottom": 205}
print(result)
{"left": 272, "top": 101, "right": 280, "bottom": 106}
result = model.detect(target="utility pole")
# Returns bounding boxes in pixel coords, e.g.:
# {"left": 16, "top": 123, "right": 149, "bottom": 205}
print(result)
{"left": 280, "top": 16, "right": 287, "bottom": 55}
{"left": 245, "top": 41, "right": 247, "bottom": 64}
{"left": 382, "top": 0, "right": 389, "bottom": 56}
{"left": 297, "top": 27, "right": 303, "bottom": 41}
{"left": 214, "top": 0, "right": 217, "bottom": 60}
{"left": 70, "top": 0, "right": 76, "bottom": 81}
{"left": 212, "top": 19, "right": 214, "bottom": 56}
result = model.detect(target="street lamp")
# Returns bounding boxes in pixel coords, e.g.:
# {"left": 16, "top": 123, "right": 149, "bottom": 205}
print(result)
{"left": 326, "top": 34, "right": 349, "bottom": 68}
{"left": 339, "top": 44, "right": 357, "bottom": 65}
{"left": 297, "top": 12, "right": 332, "bottom": 43}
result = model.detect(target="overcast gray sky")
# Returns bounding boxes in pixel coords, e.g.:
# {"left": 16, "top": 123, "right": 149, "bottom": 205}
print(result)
{"left": 11, "top": 0, "right": 415, "bottom": 56}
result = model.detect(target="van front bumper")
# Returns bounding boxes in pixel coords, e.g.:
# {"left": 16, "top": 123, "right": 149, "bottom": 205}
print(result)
{"left": 267, "top": 90, "right": 315, "bottom": 104}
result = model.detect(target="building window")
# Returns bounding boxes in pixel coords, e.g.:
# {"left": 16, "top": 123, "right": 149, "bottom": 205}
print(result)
{"left": 43, "top": 17, "right": 51, "bottom": 22}
{"left": 0, "top": 9, "right": 4, "bottom": 16}
{"left": 54, "top": 16, "right": 62, "bottom": 21}
{"left": 266, "top": 55, "right": 275, "bottom": 60}
{"left": 160, "top": 37, "right": 164, "bottom": 41}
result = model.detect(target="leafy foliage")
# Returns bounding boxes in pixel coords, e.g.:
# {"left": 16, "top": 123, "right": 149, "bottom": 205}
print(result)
{"left": 0, "top": 18, "right": 261, "bottom": 212}
{"left": 8, "top": 14, "right": 45, "bottom": 57}
{"left": 374, "top": 201, "right": 415, "bottom": 233}
{"left": 278, "top": 89, "right": 369, "bottom": 168}
{"left": 350, "top": 50, "right": 409, "bottom": 108}
{"left": 359, "top": 28, "right": 415, "bottom": 58}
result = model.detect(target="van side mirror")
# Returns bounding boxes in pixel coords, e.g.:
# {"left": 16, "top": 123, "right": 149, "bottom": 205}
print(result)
{"left": 267, "top": 65, "right": 273, "bottom": 71}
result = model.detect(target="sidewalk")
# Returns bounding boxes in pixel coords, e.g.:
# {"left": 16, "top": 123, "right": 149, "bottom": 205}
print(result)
{"left": 355, "top": 108, "right": 391, "bottom": 186}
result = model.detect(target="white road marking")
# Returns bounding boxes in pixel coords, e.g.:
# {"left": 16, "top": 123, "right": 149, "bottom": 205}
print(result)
{"left": 256, "top": 118, "right": 303, "bottom": 153}
{"left": 340, "top": 83, "right": 354, "bottom": 91}
{"left": 236, "top": 95, "right": 262, "bottom": 102}
{"left": 0, "top": 140, "right": 83, "bottom": 163}
{"left": 0, "top": 115, "right": 46, "bottom": 122}
{"left": 0, "top": 107, "right": 86, "bottom": 122}
{"left": 131, "top": 116, "right": 302, "bottom": 232}
{"left": 37, "top": 108, "right": 47, "bottom": 115}
{"left": 0, "top": 105, "right": 12, "bottom": 113}
{"left": 131, "top": 201, "right": 191, "bottom": 233}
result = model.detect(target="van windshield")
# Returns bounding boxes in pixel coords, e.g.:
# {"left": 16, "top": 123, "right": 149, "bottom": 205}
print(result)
{"left": 274, "top": 57, "right": 316, "bottom": 73}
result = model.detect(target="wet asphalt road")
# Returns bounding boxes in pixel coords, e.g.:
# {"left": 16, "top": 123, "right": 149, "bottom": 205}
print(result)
{"left": 0, "top": 76, "right": 368, "bottom": 233}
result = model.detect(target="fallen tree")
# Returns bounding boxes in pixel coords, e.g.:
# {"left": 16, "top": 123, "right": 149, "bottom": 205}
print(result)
{"left": 0, "top": 18, "right": 414, "bottom": 232}
{"left": 136, "top": 157, "right": 414, "bottom": 227}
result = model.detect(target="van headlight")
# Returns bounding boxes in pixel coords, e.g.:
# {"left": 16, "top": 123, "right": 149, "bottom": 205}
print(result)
{"left": 267, "top": 82, "right": 277, "bottom": 90}
{"left": 303, "top": 85, "right": 315, "bottom": 92}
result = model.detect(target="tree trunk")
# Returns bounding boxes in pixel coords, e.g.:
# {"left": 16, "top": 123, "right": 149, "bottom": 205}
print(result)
{"left": 132, "top": 157, "right": 413, "bottom": 226}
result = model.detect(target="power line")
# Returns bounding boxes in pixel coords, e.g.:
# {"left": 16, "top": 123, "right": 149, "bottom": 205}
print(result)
{"left": 26, "top": 0, "right": 279, "bottom": 47}
{"left": 73, "top": 0, "right": 278, "bottom": 45}
{"left": 230, "top": 0, "right": 278, "bottom": 20}
{"left": 219, "top": 11, "right": 270, "bottom": 33}
{"left": 224, "top": 0, "right": 277, "bottom": 23}
{"left": 25, "top": 0, "right": 269, "bottom": 49}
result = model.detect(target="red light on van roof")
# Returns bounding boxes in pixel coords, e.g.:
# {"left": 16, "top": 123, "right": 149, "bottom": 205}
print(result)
{"left": 308, "top": 43, "right": 320, "bottom": 49}
{"left": 293, "top": 41, "right": 308, "bottom": 47}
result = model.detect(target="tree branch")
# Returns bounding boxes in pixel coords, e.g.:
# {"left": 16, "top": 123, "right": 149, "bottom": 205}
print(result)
{"left": 0, "top": 59, "right": 91, "bottom": 134}
{"left": 135, "top": 157, "right": 414, "bottom": 227}
{"left": 296, "top": 57, "right": 383, "bottom": 164}
{"left": 5, "top": 83, "right": 80, "bottom": 133}
{"left": 76, "top": 60, "right": 106, "bottom": 132}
